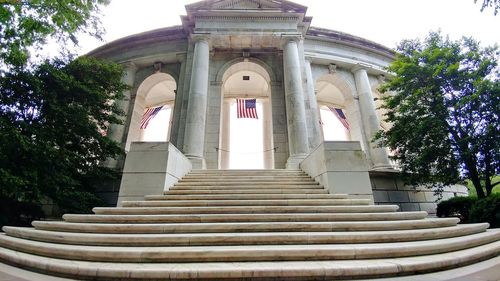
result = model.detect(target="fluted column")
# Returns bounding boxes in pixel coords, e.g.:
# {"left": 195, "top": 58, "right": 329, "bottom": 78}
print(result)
{"left": 283, "top": 36, "right": 309, "bottom": 169}
{"left": 352, "top": 66, "right": 392, "bottom": 169}
{"left": 304, "top": 58, "right": 322, "bottom": 149}
{"left": 183, "top": 36, "right": 210, "bottom": 169}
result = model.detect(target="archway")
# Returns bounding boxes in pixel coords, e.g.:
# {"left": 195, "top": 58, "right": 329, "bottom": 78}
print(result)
{"left": 315, "top": 75, "right": 353, "bottom": 142}
{"left": 125, "top": 72, "right": 176, "bottom": 151}
{"left": 219, "top": 61, "right": 274, "bottom": 169}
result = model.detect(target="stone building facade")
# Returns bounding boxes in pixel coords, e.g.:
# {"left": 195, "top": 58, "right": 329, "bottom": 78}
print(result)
{"left": 89, "top": 0, "right": 467, "bottom": 212}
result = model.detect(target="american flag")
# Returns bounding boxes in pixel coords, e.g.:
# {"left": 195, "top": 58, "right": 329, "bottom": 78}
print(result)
{"left": 328, "top": 106, "right": 349, "bottom": 130}
{"left": 237, "top": 99, "right": 258, "bottom": 119}
{"left": 140, "top": 105, "right": 163, "bottom": 129}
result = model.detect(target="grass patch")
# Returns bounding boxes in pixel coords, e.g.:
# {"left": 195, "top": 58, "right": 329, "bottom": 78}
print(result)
{"left": 466, "top": 176, "right": 500, "bottom": 197}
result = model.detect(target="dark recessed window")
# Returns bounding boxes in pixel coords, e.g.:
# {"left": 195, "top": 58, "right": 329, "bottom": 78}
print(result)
{"left": 243, "top": 76, "right": 250, "bottom": 81}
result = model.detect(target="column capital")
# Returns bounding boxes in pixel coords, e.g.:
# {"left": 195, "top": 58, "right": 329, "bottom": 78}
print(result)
{"left": 281, "top": 34, "right": 302, "bottom": 46}
{"left": 190, "top": 33, "right": 211, "bottom": 44}
{"left": 351, "top": 63, "right": 371, "bottom": 74}
{"left": 176, "top": 53, "right": 187, "bottom": 63}
{"left": 121, "top": 61, "right": 138, "bottom": 72}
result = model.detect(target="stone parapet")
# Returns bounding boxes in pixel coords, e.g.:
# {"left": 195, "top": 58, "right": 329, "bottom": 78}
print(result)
{"left": 117, "top": 142, "right": 192, "bottom": 206}
{"left": 300, "top": 141, "right": 374, "bottom": 201}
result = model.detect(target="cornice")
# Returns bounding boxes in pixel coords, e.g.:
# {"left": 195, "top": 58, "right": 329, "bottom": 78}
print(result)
{"left": 306, "top": 26, "right": 395, "bottom": 59}
{"left": 87, "top": 26, "right": 188, "bottom": 58}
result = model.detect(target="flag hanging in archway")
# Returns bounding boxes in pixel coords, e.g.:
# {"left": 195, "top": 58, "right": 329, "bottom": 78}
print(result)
{"left": 236, "top": 99, "right": 258, "bottom": 119}
{"left": 140, "top": 105, "right": 163, "bottom": 129}
{"left": 328, "top": 106, "right": 349, "bottom": 130}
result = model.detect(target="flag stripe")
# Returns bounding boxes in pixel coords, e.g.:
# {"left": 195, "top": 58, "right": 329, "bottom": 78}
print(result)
{"left": 236, "top": 99, "right": 258, "bottom": 119}
{"left": 140, "top": 106, "right": 163, "bottom": 129}
{"left": 328, "top": 106, "right": 349, "bottom": 130}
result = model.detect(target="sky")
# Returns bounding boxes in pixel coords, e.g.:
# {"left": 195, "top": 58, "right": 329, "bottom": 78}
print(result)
{"left": 78, "top": 0, "right": 499, "bottom": 55}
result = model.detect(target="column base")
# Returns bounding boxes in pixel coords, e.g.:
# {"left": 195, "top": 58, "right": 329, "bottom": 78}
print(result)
{"left": 286, "top": 154, "right": 308, "bottom": 169}
{"left": 187, "top": 156, "right": 206, "bottom": 169}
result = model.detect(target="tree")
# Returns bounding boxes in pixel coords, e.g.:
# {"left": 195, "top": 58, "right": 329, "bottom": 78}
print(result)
{"left": 0, "top": 0, "right": 109, "bottom": 68}
{"left": 0, "top": 56, "right": 127, "bottom": 226}
{"left": 475, "top": 0, "right": 500, "bottom": 15}
{"left": 377, "top": 32, "right": 499, "bottom": 198}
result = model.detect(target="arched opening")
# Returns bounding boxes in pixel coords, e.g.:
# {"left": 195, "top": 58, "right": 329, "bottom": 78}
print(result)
{"left": 219, "top": 61, "right": 274, "bottom": 169}
{"left": 125, "top": 72, "right": 176, "bottom": 151}
{"left": 315, "top": 76, "right": 352, "bottom": 141}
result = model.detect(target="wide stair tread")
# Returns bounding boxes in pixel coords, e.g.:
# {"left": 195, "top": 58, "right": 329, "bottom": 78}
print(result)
{"left": 62, "top": 211, "right": 428, "bottom": 223}
{"left": 30, "top": 218, "right": 461, "bottom": 233}
{"left": 3, "top": 224, "right": 489, "bottom": 246}
{"left": 1, "top": 231, "right": 498, "bottom": 263}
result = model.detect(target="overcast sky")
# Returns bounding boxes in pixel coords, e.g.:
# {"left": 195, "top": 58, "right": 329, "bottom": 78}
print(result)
{"left": 78, "top": 0, "right": 499, "bottom": 55}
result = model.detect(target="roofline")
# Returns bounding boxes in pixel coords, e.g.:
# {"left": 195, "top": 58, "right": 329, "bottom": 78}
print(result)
{"left": 306, "top": 26, "right": 395, "bottom": 59}
{"left": 87, "top": 25, "right": 394, "bottom": 60}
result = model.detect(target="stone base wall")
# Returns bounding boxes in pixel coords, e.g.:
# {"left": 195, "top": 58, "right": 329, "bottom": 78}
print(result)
{"left": 370, "top": 170, "right": 469, "bottom": 215}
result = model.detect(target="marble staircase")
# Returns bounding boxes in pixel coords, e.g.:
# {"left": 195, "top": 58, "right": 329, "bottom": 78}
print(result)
{"left": 0, "top": 169, "right": 499, "bottom": 280}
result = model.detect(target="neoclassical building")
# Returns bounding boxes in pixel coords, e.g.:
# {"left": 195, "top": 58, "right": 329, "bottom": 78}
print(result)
{"left": 89, "top": 0, "right": 466, "bottom": 210}
{"left": 3, "top": 1, "right": 499, "bottom": 280}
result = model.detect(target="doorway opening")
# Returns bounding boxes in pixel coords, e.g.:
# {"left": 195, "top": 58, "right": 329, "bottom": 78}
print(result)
{"left": 219, "top": 61, "right": 274, "bottom": 169}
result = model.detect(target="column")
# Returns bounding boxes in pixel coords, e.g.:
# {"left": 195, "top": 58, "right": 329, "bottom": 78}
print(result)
{"left": 283, "top": 36, "right": 309, "bottom": 169}
{"left": 352, "top": 66, "right": 392, "bottom": 169}
{"left": 304, "top": 58, "right": 322, "bottom": 149}
{"left": 169, "top": 54, "right": 187, "bottom": 148}
{"left": 183, "top": 36, "right": 210, "bottom": 169}
{"left": 219, "top": 99, "right": 231, "bottom": 169}
{"left": 105, "top": 62, "right": 137, "bottom": 169}
{"left": 262, "top": 98, "right": 274, "bottom": 169}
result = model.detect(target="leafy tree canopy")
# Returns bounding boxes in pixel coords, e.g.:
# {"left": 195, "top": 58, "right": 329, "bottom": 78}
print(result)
{"left": 475, "top": 0, "right": 500, "bottom": 15}
{"left": 0, "top": 56, "right": 127, "bottom": 224}
{"left": 0, "top": 0, "right": 109, "bottom": 68}
{"left": 377, "top": 32, "right": 499, "bottom": 198}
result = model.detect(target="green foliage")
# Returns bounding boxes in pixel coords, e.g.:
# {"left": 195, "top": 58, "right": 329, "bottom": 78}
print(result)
{"left": 0, "top": 56, "right": 127, "bottom": 225}
{"left": 377, "top": 32, "right": 500, "bottom": 198}
{"left": 436, "top": 196, "right": 478, "bottom": 223}
{"left": 0, "top": 0, "right": 109, "bottom": 68}
{"left": 0, "top": 197, "right": 44, "bottom": 227}
{"left": 475, "top": 0, "right": 500, "bottom": 15}
{"left": 469, "top": 193, "right": 500, "bottom": 228}
{"left": 467, "top": 176, "right": 500, "bottom": 197}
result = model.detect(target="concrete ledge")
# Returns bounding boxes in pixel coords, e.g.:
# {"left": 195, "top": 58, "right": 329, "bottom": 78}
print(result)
{"left": 117, "top": 142, "right": 191, "bottom": 206}
{"left": 300, "top": 141, "right": 374, "bottom": 201}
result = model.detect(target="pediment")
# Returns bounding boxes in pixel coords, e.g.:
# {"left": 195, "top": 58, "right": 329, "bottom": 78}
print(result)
{"left": 185, "top": 0, "right": 307, "bottom": 13}
{"left": 213, "top": 0, "right": 279, "bottom": 10}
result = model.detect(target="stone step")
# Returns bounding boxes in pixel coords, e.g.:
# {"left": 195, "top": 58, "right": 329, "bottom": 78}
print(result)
{"left": 62, "top": 211, "right": 428, "bottom": 224}
{"left": 121, "top": 199, "right": 371, "bottom": 207}
{"left": 173, "top": 181, "right": 320, "bottom": 186}
{"left": 170, "top": 185, "right": 323, "bottom": 190}
{"left": 145, "top": 193, "right": 348, "bottom": 200}
{"left": 165, "top": 189, "right": 329, "bottom": 194}
{"left": 182, "top": 174, "right": 314, "bottom": 179}
{"left": 1, "top": 231, "right": 498, "bottom": 263}
{"left": 189, "top": 169, "right": 304, "bottom": 175}
{"left": 92, "top": 205, "right": 399, "bottom": 215}
{"left": 31, "top": 218, "right": 460, "bottom": 234}
{"left": 170, "top": 183, "right": 324, "bottom": 190}
{"left": 4, "top": 224, "right": 488, "bottom": 246}
{"left": 1, "top": 240, "right": 498, "bottom": 280}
